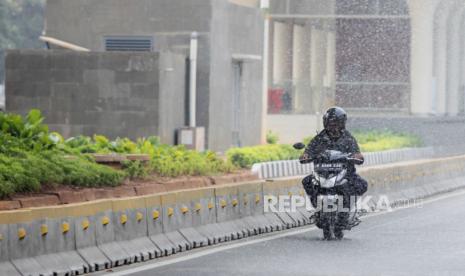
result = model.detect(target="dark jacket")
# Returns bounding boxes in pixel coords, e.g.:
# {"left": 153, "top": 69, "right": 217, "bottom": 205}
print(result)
{"left": 304, "top": 129, "right": 362, "bottom": 174}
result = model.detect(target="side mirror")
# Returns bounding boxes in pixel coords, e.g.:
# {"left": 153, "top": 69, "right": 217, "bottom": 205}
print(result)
{"left": 293, "top": 142, "right": 305, "bottom": 150}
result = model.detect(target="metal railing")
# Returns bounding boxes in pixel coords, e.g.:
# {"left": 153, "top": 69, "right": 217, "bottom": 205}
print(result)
{"left": 251, "top": 144, "right": 465, "bottom": 179}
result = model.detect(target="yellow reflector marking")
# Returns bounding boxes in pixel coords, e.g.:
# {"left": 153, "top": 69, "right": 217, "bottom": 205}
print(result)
{"left": 18, "top": 228, "right": 26, "bottom": 240}
{"left": 136, "top": 212, "right": 144, "bottom": 222}
{"left": 181, "top": 206, "right": 189, "bottom": 214}
{"left": 120, "top": 214, "right": 128, "bottom": 225}
{"left": 40, "top": 225, "right": 48, "bottom": 236}
{"left": 82, "top": 220, "right": 90, "bottom": 230}
{"left": 62, "top": 222, "right": 70, "bottom": 234}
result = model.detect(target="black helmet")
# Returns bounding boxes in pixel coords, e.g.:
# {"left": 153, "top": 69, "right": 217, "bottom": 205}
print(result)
{"left": 323, "top": 107, "right": 347, "bottom": 138}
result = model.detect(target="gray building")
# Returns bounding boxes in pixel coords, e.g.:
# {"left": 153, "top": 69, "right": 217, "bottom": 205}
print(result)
{"left": 39, "top": 0, "right": 265, "bottom": 151}
{"left": 265, "top": 0, "right": 465, "bottom": 144}
{"left": 5, "top": 50, "right": 186, "bottom": 144}
{"left": 8, "top": 0, "right": 463, "bottom": 148}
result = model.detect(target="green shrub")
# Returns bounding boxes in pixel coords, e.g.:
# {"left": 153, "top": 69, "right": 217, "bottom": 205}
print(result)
{"left": 0, "top": 109, "right": 55, "bottom": 152}
{"left": 55, "top": 154, "right": 124, "bottom": 187}
{"left": 122, "top": 160, "right": 148, "bottom": 179}
{"left": 63, "top": 134, "right": 234, "bottom": 178}
{"left": 266, "top": 131, "right": 279, "bottom": 144}
{"left": 303, "top": 130, "right": 422, "bottom": 152}
{"left": 150, "top": 145, "right": 234, "bottom": 177}
{"left": 65, "top": 135, "right": 161, "bottom": 155}
{"left": 353, "top": 130, "right": 422, "bottom": 152}
{"left": 0, "top": 110, "right": 125, "bottom": 198}
{"left": 227, "top": 130, "right": 423, "bottom": 169}
{"left": 226, "top": 144, "right": 303, "bottom": 169}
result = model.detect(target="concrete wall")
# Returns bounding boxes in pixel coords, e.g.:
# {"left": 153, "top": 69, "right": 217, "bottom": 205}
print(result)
{"left": 269, "top": 0, "right": 336, "bottom": 15}
{"left": 158, "top": 52, "right": 187, "bottom": 144}
{"left": 5, "top": 50, "right": 186, "bottom": 144}
{"left": 44, "top": 0, "right": 264, "bottom": 151}
{"left": 266, "top": 114, "right": 320, "bottom": 144}
{"left": 45, "top": 0, "right": 212, "bottom": 143}
{"left": 229, "top": 0, "right": 259, "bottom": 7}
{"left": 208, "top": 1, "right": 264, "bottom": 150}
{"left": 44, "top": 0, "right": 212, "bottom": 51}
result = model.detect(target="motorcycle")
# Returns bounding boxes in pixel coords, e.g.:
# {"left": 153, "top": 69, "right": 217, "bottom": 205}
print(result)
{"left": 293, "top": 142, "right": 362, "bottom": 240}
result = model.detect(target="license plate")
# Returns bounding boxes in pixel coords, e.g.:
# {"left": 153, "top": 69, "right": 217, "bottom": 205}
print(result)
{"left": 320, "top": 195, "right": 338, "bottom": 204}
{"left": 317, "top": 163, "right": 343, "bottom": 169}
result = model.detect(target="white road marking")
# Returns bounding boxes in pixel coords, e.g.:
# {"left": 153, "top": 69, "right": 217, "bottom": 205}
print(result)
{"left": 105, "top": 188, "right": 465, "bottom": 275}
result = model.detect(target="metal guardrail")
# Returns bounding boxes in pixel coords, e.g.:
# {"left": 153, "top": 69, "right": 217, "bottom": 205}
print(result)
{"left": 251, "top": 160, "right": 314, "bottom": 180}
{"left": 251, "top": 144, "right": 465, "bottom": 179}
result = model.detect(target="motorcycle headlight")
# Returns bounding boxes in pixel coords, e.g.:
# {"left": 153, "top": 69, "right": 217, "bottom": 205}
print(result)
{"left": 319, "top": 175, "right": 337, "bottom": 188}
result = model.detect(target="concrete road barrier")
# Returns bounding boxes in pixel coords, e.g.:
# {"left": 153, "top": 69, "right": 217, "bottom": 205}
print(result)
{"left": 145, "top": 194, "right": 176, "bottom": 257}
{"left": 190, "top": 189, "right": 223, "bottom": 245}
{"left": 263, "top": 179, "right": 309, "bottom": 227}
{"left": 94, "top": 202, "right": 131, "bottom": 268}
{"left": 161, "top": 191, "right": 208, "bottom": 250}
{"left": 238, "top": 182, "right": 269, "bottom": 234}
{"left": 73, "top": 201, "right": 111, "bottom": 271}
{"left": 1, "top": 155, "right": 465, "bottom": 275}
{"left": 215, "top": 185, "right": 254, "bottom": 240}
{"left": 112, "top": 198, "right": 157, "bottom": 262}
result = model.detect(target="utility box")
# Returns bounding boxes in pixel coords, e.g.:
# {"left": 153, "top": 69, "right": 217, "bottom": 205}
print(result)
{"left": 177, "top": 127, "right": 205, "bottom": 152}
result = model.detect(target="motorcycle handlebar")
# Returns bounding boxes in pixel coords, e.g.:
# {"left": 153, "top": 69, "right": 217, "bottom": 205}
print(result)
{"left": 299, "top": 156, "right": 363, "bottom": 164}
{"left": 347, "top": 157, "right": 363, "bottom": 162}
{"left": 299, "top": 158, "right": 313, "bottom": 164}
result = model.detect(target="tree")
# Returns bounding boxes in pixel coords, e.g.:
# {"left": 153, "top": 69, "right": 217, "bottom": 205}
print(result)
{"left": 0, "top": 0, "right": 45, "bottom": 82}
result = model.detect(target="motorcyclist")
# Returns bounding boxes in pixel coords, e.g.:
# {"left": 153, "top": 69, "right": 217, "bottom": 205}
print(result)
{"left": 299, "top": 106, "right": 367, "bottom": 228}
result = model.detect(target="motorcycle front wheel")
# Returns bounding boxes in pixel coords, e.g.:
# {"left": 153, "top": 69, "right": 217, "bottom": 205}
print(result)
{"left": 334, "top": 226, "right": 344, "bottom": 240}
{"left": 322, "top": 225, "right": 332, "bottom": 240}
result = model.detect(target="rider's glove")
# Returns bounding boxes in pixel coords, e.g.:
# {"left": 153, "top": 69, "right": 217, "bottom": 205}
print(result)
{"left": 299, "top": 153, "right": 310, "bottom": 164}
{"left": 349, "top": 153, "right": 364, "bottom": 165}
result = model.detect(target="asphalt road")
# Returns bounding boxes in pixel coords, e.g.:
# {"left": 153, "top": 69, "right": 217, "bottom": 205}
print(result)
{"left": 106, "top": 191, "right": 465, "bottom": 276}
